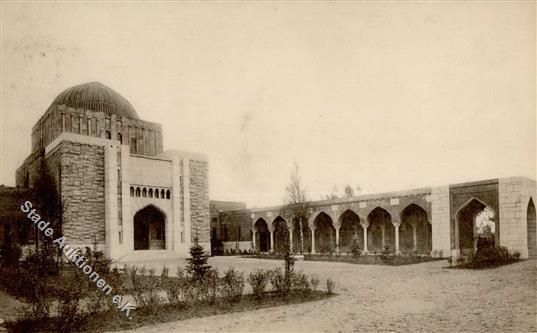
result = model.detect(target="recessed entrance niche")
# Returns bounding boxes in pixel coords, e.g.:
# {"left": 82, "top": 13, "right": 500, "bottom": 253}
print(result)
{"left": 134, "top": 205, "right": 166, "bottom": 250}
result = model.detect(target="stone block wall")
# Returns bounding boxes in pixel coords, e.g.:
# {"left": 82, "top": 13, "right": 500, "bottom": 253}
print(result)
{"left": 31, "top": 105, "right": 163, "bottom": 158}
{"left": 430, "top": 186, "right": 451, "bottom": 257}
{"left": 189, "top": 158, "right": 210, "bottom": 247}
{"left": 58, "top": 141, "right": 106, "bottom": 248}
{"left": 499, "top": 177, "right": 537, "bottom": 258}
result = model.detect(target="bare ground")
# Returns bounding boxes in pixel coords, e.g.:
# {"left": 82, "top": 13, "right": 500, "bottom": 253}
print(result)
{"left": 115, "top": 257, "right": 536, "bottom": 333}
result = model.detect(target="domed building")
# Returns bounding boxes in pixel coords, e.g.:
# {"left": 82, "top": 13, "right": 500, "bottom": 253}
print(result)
{"left": 15, "top": 82, "right": 210, "bottom": 261}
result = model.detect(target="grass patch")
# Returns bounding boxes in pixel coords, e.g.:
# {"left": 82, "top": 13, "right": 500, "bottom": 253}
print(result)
{"left": 7, "top": 291, "right": 332, "bottom": 332}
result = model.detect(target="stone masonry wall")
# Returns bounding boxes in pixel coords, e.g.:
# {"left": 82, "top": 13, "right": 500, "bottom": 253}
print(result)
{"left": 429, "top": 186, "right": 451, "bottom": 257}
{"left": 59, "top": 141, "right": 105, "bottom": 247}
{"left": 499, "top": 177, "right": 537, "bottom": 258}
{"left": 189, "top": 159, "right": 210, "bottom": 245}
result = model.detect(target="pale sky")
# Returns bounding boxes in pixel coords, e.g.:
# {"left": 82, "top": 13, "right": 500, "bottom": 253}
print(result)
{"left": 1, "top": 2, "right": 535, "bottom": 207}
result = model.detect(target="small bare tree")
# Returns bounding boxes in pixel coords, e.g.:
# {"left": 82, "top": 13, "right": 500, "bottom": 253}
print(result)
{"left": 344, "top": 185, "right": 354, "bottom": 198}
{"left": 285, "top": 162, "right": 310, "bottom": 254}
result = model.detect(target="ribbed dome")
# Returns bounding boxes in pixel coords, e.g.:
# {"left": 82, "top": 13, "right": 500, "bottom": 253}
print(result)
{"left": 50, "top": 82, "right": 139, "bottom": 120}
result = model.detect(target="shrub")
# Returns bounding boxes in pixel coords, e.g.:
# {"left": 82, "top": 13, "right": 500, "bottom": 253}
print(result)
{"left": 350, "top": 238, "right": 361, "bottom": 258}
{"left": 220, "top": 267, "right": 244, "bottom": 303}
{"left": 55, "top": 267, "right": 87, "bottom": 332}
{"left": 380, "top": 245, "right": 395, "bottom": 265}
{"left": 160, "top": 266, "right": 182, "bottom": 306}
{"left": 247, "top": 269, "right": 270, "bottom": 300}
{"left": 127, "top": 266, "right": 142, "bottom": 306}
{"left": 291, "top": 271, "right": 311, "bottom": 295}
{"left": 83, "top": 248, "right": 115, "bottom": 314}
{"left": 198, "top": 269, "right": 220, "bottom": 304}
{"left": 319, "top": 242, "right": 334, "bottom": 255}
{"left": 18, "top": 248, "right": 58, "bottom": 320}
{"left": 310, "top": 276, "right": 320, "bottom": 292}
{"left": 269, "top": 268, "right": 286, "bottom": 295}
{"left": 464, "top": 244, "right": 520, "bottom": 269}
{"left": 326, "top": 278, "right": 335, "bottom": 295}
{"left": 0, "top": 242, "right": 22, "bottom": 267}
{"left": 127, "top": 266, "right": 162, "bottom": 308}
{"left": 145, "top": 267, "right": 163, "bottom": 307}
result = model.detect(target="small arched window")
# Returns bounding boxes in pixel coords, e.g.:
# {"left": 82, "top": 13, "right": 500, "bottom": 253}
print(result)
{"left": 135, "top": 187, "right": 141, "bottom": 197}
{"left": 142, "top": 188, "right": 147, "bottom": 197}
{"left": 166, "top": 190, "right": 171, "bottom": 199}
{"left": 117, "top": 132, "right": 122, "bottom": 144}
{"left": 105, "top": 130, "right": 111, "bottom": 139}
{"left": 155, "top": 189, "right": 159, "bottom": 198}
{"left": 161, "top": 189, "right": 165, "bottom": 198}
{"left": 148, "top": 188, "right": 153, "bottom": 198}
{"left": 130, "top": 186, "right": 134, "bottom": 197}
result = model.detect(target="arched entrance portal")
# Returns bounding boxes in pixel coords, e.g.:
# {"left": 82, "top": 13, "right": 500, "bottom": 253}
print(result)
{"left": 254, "top": 218, "right": 270, "bottom": 252}
{"left": 273, "top": 217, "right": 289, "bottom": 254}
{"left": 134, "top": 205, "right": 166, "bottom": 250}
{"left": 339, "top": 210, "right": 363, "bottom": 254}
{"left": 367, "top": 207, "right": 394, "bottom": 253}
{"left": 456, "top": 199, "right": 495, "bottom": 255}
{"left": 527, "top": 198, "right": 536, "bottom": 258}
{"left": 400, "top": 204, "right": 431, "bottom": 254}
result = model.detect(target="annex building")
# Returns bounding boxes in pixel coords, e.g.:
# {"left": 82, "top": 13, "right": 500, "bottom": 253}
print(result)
{"left": 7, "top": 82, "right": 210, "bottom": 261}
{"left": 212, "top": 177, "right": 537, "bottom": 259}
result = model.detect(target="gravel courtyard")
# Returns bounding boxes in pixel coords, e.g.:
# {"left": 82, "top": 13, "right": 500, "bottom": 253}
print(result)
{"left": 115, "top": 257, "right": 536, "bottom": 333}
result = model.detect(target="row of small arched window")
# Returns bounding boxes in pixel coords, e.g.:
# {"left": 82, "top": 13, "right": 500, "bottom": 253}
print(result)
{"left": 130, "top": 186, "right": 171, "bottom": 199}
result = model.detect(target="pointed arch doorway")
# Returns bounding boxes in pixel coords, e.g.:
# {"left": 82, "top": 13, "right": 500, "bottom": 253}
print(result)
{"left": 134, "top": 205, "right": 166, "bottom": 250}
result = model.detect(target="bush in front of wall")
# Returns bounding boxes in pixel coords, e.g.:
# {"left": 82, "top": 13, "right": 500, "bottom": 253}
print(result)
{"left": 220, "top": 267, "right": 244, "bottom": 303}
{"left": 247, "top": 269, "right": 271, "bottom": 300}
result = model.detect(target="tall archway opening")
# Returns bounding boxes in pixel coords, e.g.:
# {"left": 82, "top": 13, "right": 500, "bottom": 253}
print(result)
{"left": 400, "top": 204, "right": 431, "bottom": 254}
{"left": 273, "top": 217, "right": 289, "bottom": 254}
{"left": 339, "top": 210, "right": 363, "bottom": 254}
{"left": 367, "top": 207, "right": 394, "bottom": 253}
{"left": 134, "top": 205, "right": 166, "bottom": 250}
{"left": 254, "top": 218, "right": 270, "bottom": 252}
{"left": 527, "top": 198, "right": 536, "bottom": 258}
{"left": 313, "top": 212, "right": 335, "bottom": 254}
{"left": 456, "top": 199, "right": 495, "bottom": 255}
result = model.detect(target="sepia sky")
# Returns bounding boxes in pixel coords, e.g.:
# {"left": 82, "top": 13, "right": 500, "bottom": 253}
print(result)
{"left": 1, "top": 2, "right": 535, "bottom": 207}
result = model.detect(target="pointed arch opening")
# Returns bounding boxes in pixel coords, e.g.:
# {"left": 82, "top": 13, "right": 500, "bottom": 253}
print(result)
{"left": 339, "top": 210, "right": 363, "bottom": 254}
{"left": 367, "top": 207, "right": 394, "bottom": 253}
{"left": 273, "top": 217, "right": 289, "bottom": 254}
{"left": 134, "top": 205, "right": 166, "bottom": 250}
{"left": 254, "top": 218, "right": 270, "bottom": 252}
{"left": 456, "top": 198, "right": 495, "bottom": 254}
{"left": 400, "top": 204, "right": 431, "bottom": 254}
{"left": 313, "top": 212, "right": 335, "bottom": 254}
